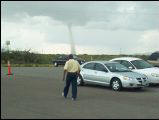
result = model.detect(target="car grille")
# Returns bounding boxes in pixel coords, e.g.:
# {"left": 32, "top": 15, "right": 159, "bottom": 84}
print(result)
{"left": 137, "top": 84, "right": 145, "bottom": 87}
{"left": 137, "top": 78, "right": 142, "bottom": 84}
{"left": 136, "top": 78, "right": 147, "bottom": 84}
{"left": 143, "top": 78, "right": 147, "bottom": 82}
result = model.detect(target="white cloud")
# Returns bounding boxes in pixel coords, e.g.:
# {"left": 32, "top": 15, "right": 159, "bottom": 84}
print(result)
{"left": 2, "top": 15, "right": 159, "bottom": 55}
{"left": 2, "top": 1, "right": 159, "bottom": 30}
{"left": 134, "top": 30, "right": 159, "bottom": 53}
{"left": 1, "top": 14, "right": 70, "bottom": 53}
{"left": 2, "top": 18, "right": 46, "bottom": 51}
{"left": 37, "top": 43, "right": 70, "bottom": 54}
{"left": 1, "top": 3, "right": 159, "bottom": 55}
{"left": 117, "top": 1, "right": 136, "bottom": 12}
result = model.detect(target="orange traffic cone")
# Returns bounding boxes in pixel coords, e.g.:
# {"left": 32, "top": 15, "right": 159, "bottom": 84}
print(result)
{"left": 7, "top": 61, "right": 13, "bottom": 75}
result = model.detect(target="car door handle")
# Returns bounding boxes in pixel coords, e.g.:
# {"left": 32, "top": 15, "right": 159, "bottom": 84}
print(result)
{"left": 95, "top": 71, "right": 97, "bottom": 74}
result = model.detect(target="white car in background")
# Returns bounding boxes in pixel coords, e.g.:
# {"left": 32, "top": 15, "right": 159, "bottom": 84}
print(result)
{"left": 110, "top": 57, "right": 159, "bottom": 84}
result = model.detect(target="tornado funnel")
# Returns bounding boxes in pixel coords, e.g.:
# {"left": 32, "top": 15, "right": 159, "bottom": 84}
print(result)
{"left": 67, "top": 23, "right": 76, "bottom": 55}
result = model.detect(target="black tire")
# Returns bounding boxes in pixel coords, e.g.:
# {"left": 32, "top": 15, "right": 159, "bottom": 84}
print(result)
{"left": 54, "top": 62, "right": 58, "bottom": 67}
{"left": 135, "top": 87, "right": 143, "bottom": 90}
{"left": 77, "top": 74, "right": 84, "bottom": 86}
{"left": 111, "top": 79, "right": 122, "bottom": 91}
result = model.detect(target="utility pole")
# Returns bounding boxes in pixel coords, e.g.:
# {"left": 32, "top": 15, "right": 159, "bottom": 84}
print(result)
{"left": 91, "top": 56, "right": 93, "bottom": 61}
{"left": 6, "top": 40, "right": 10, "bottom": 52}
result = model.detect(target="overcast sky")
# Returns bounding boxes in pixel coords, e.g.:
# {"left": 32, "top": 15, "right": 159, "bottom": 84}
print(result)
{"left": 1, "top": 1, "right": 159, "bottom": 55}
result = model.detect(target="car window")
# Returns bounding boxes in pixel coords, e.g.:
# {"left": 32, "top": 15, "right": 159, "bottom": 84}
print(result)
{"left": 58, "top": 56, "right": 62, "bottom": 59}
{"left": 120, "top": 60, "right": 135, "bottom": 69}
{"left": 73, "top": 55, "right": 78, "bottom": 59}
{"left": 95, "top": 63, "right": 108, "bottom": 72}
{"left": 63, "top": 56, "right": 68, "bottom": 60}
{"left": 105, "top": 63, "right": 131, "bottom": 72}
{"left": 83, "top": 63, "right": 95, "bottom": 70}
{"left": 131, "top": 60, "right": 154, "bottom": 69}
{"left": 58, "top": 56, "right": 67, "bottom": 60}
{"left": 114, "top": 60, "right": 122, "bottom": 64}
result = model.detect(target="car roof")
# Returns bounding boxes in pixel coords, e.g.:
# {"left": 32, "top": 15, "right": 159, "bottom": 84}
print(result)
{"left": 111, "top": 57, "right": 142, "bottom": 62}
{"left": 85, "top": 61, "right": 118, "bottom": 64}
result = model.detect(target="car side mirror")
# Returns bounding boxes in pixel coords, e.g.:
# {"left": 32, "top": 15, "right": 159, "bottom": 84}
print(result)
{"left": 128, "top": 66, "right": 133, "bottom": 70}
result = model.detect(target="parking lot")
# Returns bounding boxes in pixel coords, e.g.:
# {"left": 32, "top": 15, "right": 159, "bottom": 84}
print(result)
{"left": 1, "top": 67, "right": 159, "bottom": 119}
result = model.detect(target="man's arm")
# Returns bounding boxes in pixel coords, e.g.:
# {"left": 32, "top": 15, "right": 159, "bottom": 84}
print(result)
{"left": 63, "top": 61, "right": 68, "bottom": 81}
{"left": 77, "top": 62, "right": 81, "bottom": 76}
{"left": 63, "top": 69, "right": 67, "bottom": 81}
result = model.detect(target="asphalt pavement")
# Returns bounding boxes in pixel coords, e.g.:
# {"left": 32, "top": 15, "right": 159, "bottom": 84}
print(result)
{"left": 1, "top": 67, "right": 159, "bottom": 119}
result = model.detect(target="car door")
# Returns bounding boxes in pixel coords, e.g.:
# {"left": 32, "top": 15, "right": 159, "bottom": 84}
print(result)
{"left": 82, "top": 62, "right": 96, "bottom": 81}
{"left": 94, "top": 63, "right": 110, "bottom": 84}
{"left": 57, "top": 56, "right": 65, "bottom": 65}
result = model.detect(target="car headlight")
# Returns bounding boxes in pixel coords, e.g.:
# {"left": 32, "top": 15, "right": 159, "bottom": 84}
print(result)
{"left": 143, "top": 74, "right": 148, "bottom": 80}
{"left": 151, "top": 73, "right": 159, "bottom": 77}
{"left": 123, "top": 76, "right": 132, "bottom": 80}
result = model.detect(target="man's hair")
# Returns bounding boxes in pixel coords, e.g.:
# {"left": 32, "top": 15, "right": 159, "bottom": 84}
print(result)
{"left": 68, "top": 54, "right": 73, "bottom": 59}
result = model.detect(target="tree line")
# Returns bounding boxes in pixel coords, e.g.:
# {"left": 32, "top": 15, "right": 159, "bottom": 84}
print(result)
{"left": 1, "top": 50, "right": 55, "bottom": 64}
{"left": 1, "top": 50, "right": 149, "bottom": 65}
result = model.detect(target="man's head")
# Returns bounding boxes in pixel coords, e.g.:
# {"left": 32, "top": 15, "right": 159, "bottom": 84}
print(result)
{"left": 68, "top": 54, "right": 73, "bottom": 59}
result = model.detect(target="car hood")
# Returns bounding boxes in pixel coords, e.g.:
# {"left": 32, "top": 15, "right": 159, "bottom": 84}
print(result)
{"left": 134, "top": 67, "right": 159, "bottom": 75}
{"left": 113, "top": 71, "right": 145, "bottom": 79}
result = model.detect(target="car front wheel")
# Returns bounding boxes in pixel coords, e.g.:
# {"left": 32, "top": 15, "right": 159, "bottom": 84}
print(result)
{"left": 77, "top": 74, "right": 84, "bottom": 86}
{"left": 111, "top": 79, "right": 122, "bottom": 91}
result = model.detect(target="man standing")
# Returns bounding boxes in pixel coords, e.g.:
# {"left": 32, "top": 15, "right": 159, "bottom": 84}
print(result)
{"left": 62, "top": 54, "right": 81, "bottom": 101}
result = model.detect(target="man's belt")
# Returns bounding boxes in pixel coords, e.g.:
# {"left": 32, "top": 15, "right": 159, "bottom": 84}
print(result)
{"left": 67, "top": 72, "right": 78, "bottom": 75}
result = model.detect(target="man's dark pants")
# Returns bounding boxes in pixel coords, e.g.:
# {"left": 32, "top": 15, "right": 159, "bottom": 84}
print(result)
{"left": 63, "top": 72, "right": 78, "bottom": 99}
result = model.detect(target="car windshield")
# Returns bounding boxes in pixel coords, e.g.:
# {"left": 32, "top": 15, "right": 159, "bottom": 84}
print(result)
{"left": 105, "top": 63, "right": 131, "bottom": 72}
{"left": 73, "top": 55, "right": 78, "bottom": 59}
{"left": 131, "top": 60, "right": 154, "bottom": 69}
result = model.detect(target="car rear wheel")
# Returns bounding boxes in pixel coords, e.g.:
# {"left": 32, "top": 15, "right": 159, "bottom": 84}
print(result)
{"left": 77, "top": 74, "right": 84, "bottom": 86}
{"left": 111, "top": 79, "right": 122, "bottom": 91}
{"left": 54, "top": 62, "right": 58, "bottom": 67}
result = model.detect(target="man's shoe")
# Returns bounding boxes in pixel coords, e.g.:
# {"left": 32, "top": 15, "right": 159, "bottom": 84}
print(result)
{"left": 72, "top": 98, "right": 76, "bottom": 101}
{"left": 62, "top": 92, "right": 66, "bottom": 98}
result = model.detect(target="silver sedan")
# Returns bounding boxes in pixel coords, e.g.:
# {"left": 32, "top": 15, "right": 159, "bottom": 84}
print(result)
{"left": 77, "top": 61, "right": 149, "bottom": 91}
